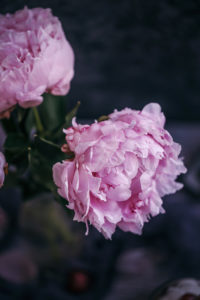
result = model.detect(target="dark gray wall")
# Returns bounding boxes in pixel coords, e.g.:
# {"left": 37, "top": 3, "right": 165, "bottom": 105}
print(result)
{"left": 1, "top": 0, "right": 200, "bottom": 121}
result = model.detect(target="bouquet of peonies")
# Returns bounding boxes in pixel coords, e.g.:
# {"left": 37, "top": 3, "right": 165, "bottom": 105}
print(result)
{"left": 0, "top": 7, "right": 186, "bottom": 239}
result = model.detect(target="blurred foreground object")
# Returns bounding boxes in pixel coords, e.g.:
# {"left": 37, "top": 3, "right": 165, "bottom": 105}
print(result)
{"left": 150, "top": 278, "right": 200, "bottom": 300}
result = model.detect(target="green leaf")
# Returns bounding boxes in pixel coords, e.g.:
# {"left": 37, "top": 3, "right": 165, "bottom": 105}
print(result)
{"left": 33, "top": 134, "right": 65, "bottom": 163}
{"left": 38, "top": 93, "right": 67, "bottom": 131}
{"left": 25, "top": 109, "right": 35, "bottom": 134}
{"left": 34, "top": 135, "right": 61, "bottom": 149}
{"left": 49, "top": 101, "right": 81, "bottom": 142}
{"left": 4, "top": 133, "right": 29, "bottom": 174}
{"left": 17, "top": 107, "right": 27, "bottom": 123}
{"left": 29, "top": 149, "right": 55, "bottom": 192}
{"left": 65, "top": 101, "right": 80, "bottom": 128}
{"left": 4, "top": 133, "right": 28, "bottom": 152}
{"left": 32, "top": 107, "right": 44, "bottom": 133}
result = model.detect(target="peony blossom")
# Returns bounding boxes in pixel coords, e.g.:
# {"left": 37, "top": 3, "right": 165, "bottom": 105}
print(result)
{"left": 0, "top": 152, "right": 6, "bottom": 188}
{"left": 53, "top": 103, "right": 187, "bottom": 239}
{"left": 0, "top": 7, "right": 74, "bottom": 114}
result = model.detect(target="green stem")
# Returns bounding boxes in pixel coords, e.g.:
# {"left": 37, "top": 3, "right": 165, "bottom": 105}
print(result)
{"left": 33, "top": 107, "right": 44, "bottom": 133}
{"left": 34, "top": 135, "right": 61, "bottom": 149}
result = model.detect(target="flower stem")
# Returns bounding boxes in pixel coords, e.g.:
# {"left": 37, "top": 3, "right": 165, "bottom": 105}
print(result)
{"left": 34, "top": 135, "right": 61, "bottom": 149}
{"left": 33, "top": 107, "right": 44, "bottom": 133}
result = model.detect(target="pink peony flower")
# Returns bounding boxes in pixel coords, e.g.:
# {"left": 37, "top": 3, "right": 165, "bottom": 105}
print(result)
{"left": 53, "top": 103, "right": 187, "bottom": 239}
{"left": 0, "top": 7, "right": 74, "bottom": 114}
{"left": 0, "top": 152, "right": 6, "bottom": 188}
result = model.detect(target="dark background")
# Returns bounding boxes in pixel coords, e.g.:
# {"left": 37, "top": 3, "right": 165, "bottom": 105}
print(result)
{"left": 1, "top": 0, "right": 200, "bottom": 121}
{"left": 0, "top": 1, "right": 200, "bottom": 299}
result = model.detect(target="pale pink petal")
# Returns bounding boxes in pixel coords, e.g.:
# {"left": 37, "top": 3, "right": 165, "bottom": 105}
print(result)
{"left": 0, "top": 152, "right": 6, "bottom": 188}
{"left": 0, "top": 7, "right": 74, "bottom": 114}
{"left": 53, "top": 103, "right": 187, "bottom": 239}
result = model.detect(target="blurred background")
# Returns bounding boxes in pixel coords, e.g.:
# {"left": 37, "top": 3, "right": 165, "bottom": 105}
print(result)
{"left": 1, "top": 0, "right": 200, "bottom": 121}
{"left": 0, "top": 0, "right": 200, "bottom": 299}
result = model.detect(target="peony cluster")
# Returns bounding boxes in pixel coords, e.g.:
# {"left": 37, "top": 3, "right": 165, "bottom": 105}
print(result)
{"left": 53, "top": 103, "right": 187, "bottom": 239}
{"left": 0, "top": 152, "right": 6, "bottom": 188}
{"left": 0, "top": 7, "right": 74, "bottom": 114}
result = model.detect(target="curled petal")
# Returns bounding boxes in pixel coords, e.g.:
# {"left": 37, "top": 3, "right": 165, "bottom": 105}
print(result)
{"left": 53, "top": 103, "right": 187, "bottom": 239}
{"left": 0, "top": 7, "right": 74, "bottom": 114}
